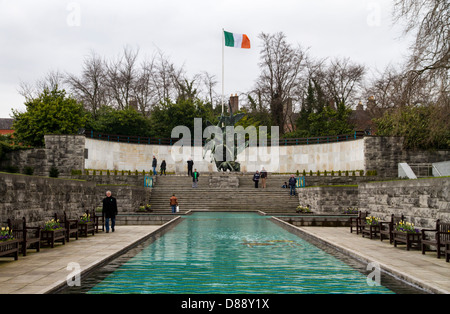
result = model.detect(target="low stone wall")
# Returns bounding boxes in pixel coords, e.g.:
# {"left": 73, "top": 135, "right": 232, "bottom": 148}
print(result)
{"left": 296, "top": 186, "right": 359, "bottom": 214}
{"left": 358, "top": 177, "right": 450, "bottom": 229}
{"left": 0, "top": 173, "right": 96, "bottom": 226}
{"left": 0, "top": 173, "right": 151, "bottom": 226}
{"left": 296, "top": 177, "right": 450, "bottom": 230}
{"left": 274, "top": 215, "right": 354, "bottom": 227}
{"left": 0, "top": 135, "right": 85, "bottom": 178}
{"left": 364, "top": 137, "right": 449, "bottom": 178}
{"left": 115, "top": 214, "right": 177, "bottom": 225}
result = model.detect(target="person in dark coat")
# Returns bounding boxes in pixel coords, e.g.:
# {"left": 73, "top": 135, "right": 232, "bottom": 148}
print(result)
{"left": 192, "top": 169, "right": 199, "bottom": 188}
{"left": 187, "top": 158, "right": 194, "bottom": 176}
{"left": 102, "top": 190, "right": 118, "bottom": 233}
{"left": 288, "top": 174, "right": 297, "bottom": 196}
{"left": 160, "top": 160, "right": 166, "bottom": 176}
{"left": 152, "top": 156, "right": 157, "bottom": 175}
{"left": 253, "top": 170, "right": 260, "bottom": 188}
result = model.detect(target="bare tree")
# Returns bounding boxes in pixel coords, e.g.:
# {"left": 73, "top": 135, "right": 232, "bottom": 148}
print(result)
{"left": 132, "top": 56, "right": 160, "bottom": 116}
{"left": 392, "top": 0, "right": 449, "bottom": 106}
{"left": 200, "top": 71, "right": 218, "bottom": 106}
{"left": 65, "top": 51, "right": 108, "bottom": 118}
{"left": 255, "top": 32, "right": 307, "bottom": 133}
{"left": 393, "top": 0, "right": 449, "bottom": 76}
{"left": 151, "top": 50, "right": 185, "bottom": 103}
{"left": 18, "top": 70, "right": 66, "bottom": 100}
{"left": 104, "top": 46, "right": 139, "bottom": 109}
{"left": 322, "top": 57, "right": 366, "bottom": 108}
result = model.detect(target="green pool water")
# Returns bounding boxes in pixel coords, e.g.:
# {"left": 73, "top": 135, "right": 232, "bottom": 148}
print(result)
{"left": 78, "top": 212, "right": 422, "bottom": 294}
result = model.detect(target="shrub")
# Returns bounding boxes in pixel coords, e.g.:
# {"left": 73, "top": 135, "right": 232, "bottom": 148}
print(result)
{"left": 50, "top": 166, "right": 59, "bottom": 178}
{"left": 23, "top": 166, "right": 34, "bottom": 175}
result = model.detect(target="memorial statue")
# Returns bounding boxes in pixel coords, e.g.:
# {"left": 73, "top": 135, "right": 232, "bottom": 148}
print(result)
{"left": 203, "top": 104, "right": 248, "bottom": 172}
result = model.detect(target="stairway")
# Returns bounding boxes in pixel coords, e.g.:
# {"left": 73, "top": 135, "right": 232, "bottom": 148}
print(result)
{"left": 148, "top": 174, "right": 299, "bottom": 214}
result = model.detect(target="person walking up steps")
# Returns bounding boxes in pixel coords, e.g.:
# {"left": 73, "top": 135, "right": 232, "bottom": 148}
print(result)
{"left": 192, "top": 169, "right": 199, "bottom": 188}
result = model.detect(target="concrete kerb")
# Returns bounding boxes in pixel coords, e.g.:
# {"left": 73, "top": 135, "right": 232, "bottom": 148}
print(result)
{"left": 47, "top": 216, "right": 182, "bottom": 294}
{"left": 270, "top": 216, "right": 449, "bottom": 295}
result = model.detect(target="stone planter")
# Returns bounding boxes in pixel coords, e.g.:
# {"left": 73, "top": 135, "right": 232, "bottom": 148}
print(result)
{"left": 393, "top": 230, "right": 421, "bottom": 251}
{"left": 41, "top": 229, "right": 66, "bottom": 248}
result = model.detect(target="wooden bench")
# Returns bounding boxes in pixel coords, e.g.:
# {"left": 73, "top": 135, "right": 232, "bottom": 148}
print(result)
{"left": 421, "top": 219, "right": 450, "bottom": 259}
{"left": 92, "top": 209, "right": 103, "bottom": 233}
{"left": 78, "top": 210, "right": 95, "bottom": 237}
{"left": 7, "top": 217, "right": 41, "bottom": 256}
{"left": 54, "top": 211, "right": 78, "bottom": 242}
{"left": 350, "top": 211, "right": 369, "bottom": 235}
{"left": 379, "top": 214, "right": 405, "bottom": 244}
{"left": 445, "top": 241, "right": 450, "bottom": 263}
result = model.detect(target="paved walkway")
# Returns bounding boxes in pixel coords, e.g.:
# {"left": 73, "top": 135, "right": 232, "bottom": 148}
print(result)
{"left": 1, "top": 222, "right": 449, "bottom": 294}
{"left": 0, "top": 225, "right": 161, "bottom": 294}
{"left": 295, "top": 226, "right": 450, "bottom": 294}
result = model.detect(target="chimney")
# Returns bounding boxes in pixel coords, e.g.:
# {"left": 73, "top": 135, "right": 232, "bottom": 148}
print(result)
{"left": 229, "top": 94, "right": 239, "bottom": 113}
{"left": 356, "top": 101, "right": 364, "bottom": 111}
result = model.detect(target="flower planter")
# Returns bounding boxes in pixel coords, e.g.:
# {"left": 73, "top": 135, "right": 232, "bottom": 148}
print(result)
{"left": 0, "top": 239, "right": 19, "bottom": 260}
{"left": 78, "top": 222, "right": 95, "bottom": 237}
{"left": 393, "top": 230, "right": 421, "bottom": 251}
{"left": 41, "top": 229, "right": 66, "bottom": 248}
{"left": 361, "top": 224, "right": 380, "bottom": 239}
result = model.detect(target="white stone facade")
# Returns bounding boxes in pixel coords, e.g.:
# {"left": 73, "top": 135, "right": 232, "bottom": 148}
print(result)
{"left": 84, "top": 137, "right": 366, "bottom": 173}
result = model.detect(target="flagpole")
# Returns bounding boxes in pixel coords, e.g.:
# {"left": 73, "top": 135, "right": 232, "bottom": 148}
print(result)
{"left": 221, "top": 28, "right": 225, "bottom": 115}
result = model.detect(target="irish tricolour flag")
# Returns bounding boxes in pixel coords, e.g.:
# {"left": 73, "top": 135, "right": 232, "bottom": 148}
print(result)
{"left": 224, "top": 30, "right": 251, "bottom": 49}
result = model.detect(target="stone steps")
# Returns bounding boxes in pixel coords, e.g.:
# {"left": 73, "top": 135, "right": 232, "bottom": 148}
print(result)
{"left": 148, "top": 175, "right": 299, "bottom": 214}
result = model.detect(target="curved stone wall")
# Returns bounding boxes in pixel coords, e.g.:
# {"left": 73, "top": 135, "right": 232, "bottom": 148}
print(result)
{"left": 84, "top": 137, "right": 366, "bottom": 174}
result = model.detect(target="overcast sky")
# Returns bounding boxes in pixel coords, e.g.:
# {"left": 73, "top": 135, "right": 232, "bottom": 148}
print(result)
{"left": 0, "top": 0, "right": 413, "bottom": 118}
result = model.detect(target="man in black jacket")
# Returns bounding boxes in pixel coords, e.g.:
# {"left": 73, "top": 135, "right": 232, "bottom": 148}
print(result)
{"left": 187, "top": 157, "right": 194, "bottom": 176}
{"left": 152, "top": 156, "right": 158, "bottom": 176}
{"left": 102, "top": 190, "right": 118, "bottom": 233}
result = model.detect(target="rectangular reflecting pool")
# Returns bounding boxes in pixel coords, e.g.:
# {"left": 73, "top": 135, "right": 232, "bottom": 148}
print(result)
{"left": 63, "top": 212, "right": 424, "bottom": 294}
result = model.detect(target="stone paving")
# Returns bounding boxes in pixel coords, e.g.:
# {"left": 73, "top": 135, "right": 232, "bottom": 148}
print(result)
{"left": 0, "top": 221, "right": 449, "bottom": 294}
{"left": 295, "top": 226, "right": 450, "bottom": 294}
{"left": 0, "top": 225, "right": 161, "bottom": 294}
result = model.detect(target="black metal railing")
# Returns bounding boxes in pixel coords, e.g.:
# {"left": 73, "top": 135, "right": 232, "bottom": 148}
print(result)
{"left": 83, "top": 130, "right": 365, "bottom": 147}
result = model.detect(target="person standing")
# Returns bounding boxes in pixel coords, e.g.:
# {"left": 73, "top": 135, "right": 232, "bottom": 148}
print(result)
{"left": 192, "top": 168, "right": 199, "bottom": 188}
{"left": 160, "top": 160, "right": 166, "bottom": 176}
{"left": 169, "top": 194, "right": 178, "bottom": 213}
{"left": 102, "top": 190, "right": 118, "bottom": 233}
{"left": 152, "top": 156, "right": 157, "bottom": 176}
{"left": 253, "top": 170, "right": 260, "bottom": 188}
{"left": 187, "top": 158, "right": 194, "bottom": 177}
{"left": 288, "top": 174, "right": 297, "bottom": 196}
{"left": 260, "top": 167, "right": 267, "bottom": 189}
